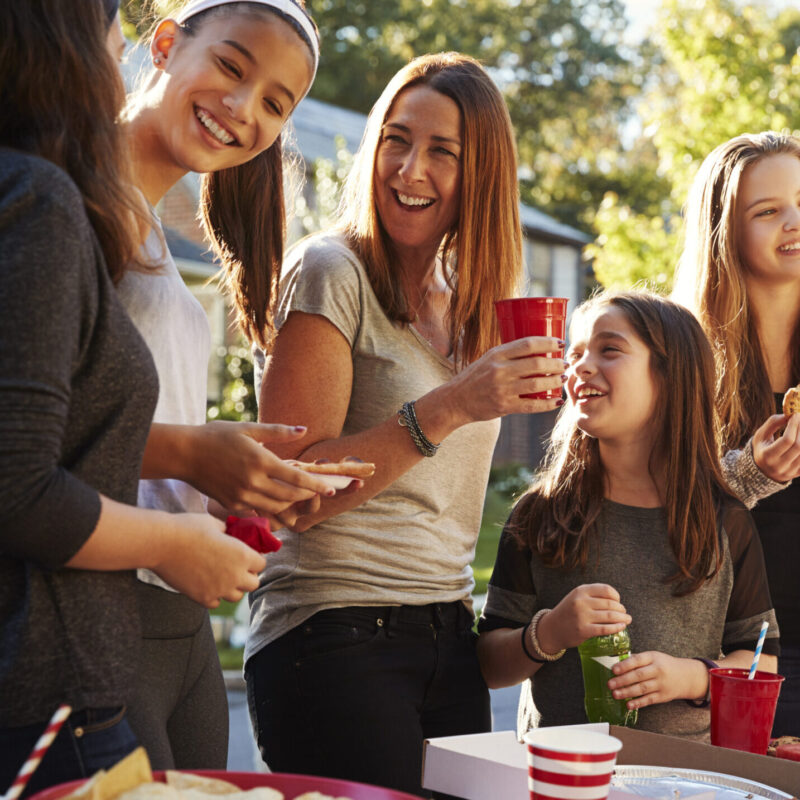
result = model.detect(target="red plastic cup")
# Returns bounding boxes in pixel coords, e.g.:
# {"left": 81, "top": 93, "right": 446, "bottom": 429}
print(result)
{"left": 494, "top": 297, "right": 568, "bottom": 399}
{"left": 710, "top": 668, "right": 784, "bottom": 754}
{"left": 523, "top": 728, "right": 622, "bottom": 800}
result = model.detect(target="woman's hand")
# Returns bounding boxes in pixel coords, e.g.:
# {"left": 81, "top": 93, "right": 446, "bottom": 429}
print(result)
{"left": 151, "top": 512, "right": 267, "bottom": 608}
{"left": 536, "top": 584, "right": 631, "bottom": 654}
{"left": 436, "top": 336, "right": 566, "bottom": 428}
{"left": 145, "top": 421, "right": 336, "bottom": 521}
{"left": 752, "top": 412, "right": 800, "bottom": 482}
{"left": 608, "top": 652, "right": 704, "bottom": 710}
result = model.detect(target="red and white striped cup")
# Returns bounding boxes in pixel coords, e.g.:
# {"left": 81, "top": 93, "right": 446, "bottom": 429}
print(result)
{"left": 522, "top": 729, "right": 623, "bottom": 800}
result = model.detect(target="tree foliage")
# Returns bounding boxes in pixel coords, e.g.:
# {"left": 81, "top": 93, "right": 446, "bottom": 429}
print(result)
{"left": 590, "top": 0, "right": 800, "bottom": 291}
{"left": 309, "top": 0, "right": 641, "bottom": 232}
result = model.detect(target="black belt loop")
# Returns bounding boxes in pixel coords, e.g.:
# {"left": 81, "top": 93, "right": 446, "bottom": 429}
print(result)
{"left": 383, "top": 605, "right": 396, "bottom": 637}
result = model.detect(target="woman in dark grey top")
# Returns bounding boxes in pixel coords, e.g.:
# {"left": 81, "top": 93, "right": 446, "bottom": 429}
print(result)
{"left": 0, "top": 3, "right": 265, "bottom": 793}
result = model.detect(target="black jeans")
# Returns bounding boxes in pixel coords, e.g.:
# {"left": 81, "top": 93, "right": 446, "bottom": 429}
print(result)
{"left": 246, "top": 602, "right": 490, "bottom": 798}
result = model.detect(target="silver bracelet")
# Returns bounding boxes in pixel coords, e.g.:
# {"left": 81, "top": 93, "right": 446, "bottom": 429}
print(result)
{"left": 527, "top": 608, "right": 566, "bottom": 662}
{"left": 397, "top": 401, "right": 440, "bottom": 457}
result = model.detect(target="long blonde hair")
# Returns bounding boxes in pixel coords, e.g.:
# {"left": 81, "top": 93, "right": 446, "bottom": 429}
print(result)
{"left": 338, "top": 52, "right": 522, "bottom": 367}
{"left": 674, "top": 132, "right": 800, "bottom": 448}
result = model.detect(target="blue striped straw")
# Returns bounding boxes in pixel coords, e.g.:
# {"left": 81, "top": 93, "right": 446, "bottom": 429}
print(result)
{"left": 748, "top": 620, "right": 769, "bottom": 679}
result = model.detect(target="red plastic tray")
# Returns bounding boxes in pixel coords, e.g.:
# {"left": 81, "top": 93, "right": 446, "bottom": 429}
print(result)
{"left": 27, "top": 770, "right": 424, "bottom": 800}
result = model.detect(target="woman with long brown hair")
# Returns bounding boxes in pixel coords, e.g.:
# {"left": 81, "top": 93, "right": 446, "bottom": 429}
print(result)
{"left": 0, "top": 1, "right": 264, "bottom": 793}
{"left": 673, "top": 131, "right": 800, "bottom": 735}
{"left": 245, "top": 52, "right": 566, "bottom": 796}
{"left": 477, "top": 291, "right": 777, "bottom": 740}
{"left": 117, "top": 0, "right": 333, "bottom": 770}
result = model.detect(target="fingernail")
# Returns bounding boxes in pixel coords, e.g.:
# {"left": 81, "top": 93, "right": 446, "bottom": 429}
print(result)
{"left": 343, "top": 456, "right": 365, "bottom": 463}
{"left": 555, "top": 399, "right": 565, "bottom": 407}
{"left": 293, "top": 425, "right": 307, "bottom": 432}
{"left": 560, "top": 374, "right": 568, "bottom": 382}
{"left": 557, "top": 340, "right": 566, "bottom": 348}
{"left": 325, "top": 488, "right": 336, "bottom": 497}
{"left": 562, "top": 360, "right": 569, "bottom": 368}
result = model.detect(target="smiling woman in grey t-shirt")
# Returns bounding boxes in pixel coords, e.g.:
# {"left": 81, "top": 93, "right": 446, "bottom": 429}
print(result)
{"left": 245, "top": 53, "right": 566, "bottom": 798}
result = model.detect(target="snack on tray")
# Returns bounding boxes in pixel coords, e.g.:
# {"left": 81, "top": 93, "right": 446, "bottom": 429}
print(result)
{"left": 767, "top": 734, "right": 800, "bottom": 756}
{"left": 164, "top": 774, "right": 240, "bottom": 794}
{"left": 294, "top": 794, "right": 351, "bottom": 800}
{"left": 288, "top": 458, "right": 376, "bottom": 479}
{"left": 60, "top": 749, "right": 357, "bottom": 800}
{"left": 64, "top": 748, "right": 153, "bottom": 800}
{"left": 782, "top": 384, "right": 800, "bottom": 416}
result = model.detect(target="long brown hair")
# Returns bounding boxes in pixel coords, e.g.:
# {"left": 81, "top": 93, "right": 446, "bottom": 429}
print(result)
{"left": 338, "top": 52, "right": 523, "bottom": 367}
{"left": 0, "top": 0, "right": 145, "bottom": 282}
{"left": 673, "top": 132, "right": 800, "bottom": 448}
{"left": 185, "top": 2, "right": 319, "bottom": 350}
{"left": 513, "top": 291, "right": 727, "bottom": 596}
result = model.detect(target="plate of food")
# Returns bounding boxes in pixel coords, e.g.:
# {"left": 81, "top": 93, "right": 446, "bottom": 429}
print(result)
{"left": 27, "top": 749, "right": 424, "bottom": 800}
{"left": 287, "top": 458, "right": 376, "bottom": 490}
{"left": 611, "top": 765, "right": 792, "bottom": 800}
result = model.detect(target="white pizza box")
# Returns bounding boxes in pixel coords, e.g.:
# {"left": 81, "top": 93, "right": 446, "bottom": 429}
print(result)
{"left": 421, "top": 723, "right": 800, "bottom": 799}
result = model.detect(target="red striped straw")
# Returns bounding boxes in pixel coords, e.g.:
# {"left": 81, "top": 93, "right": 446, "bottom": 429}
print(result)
{"left": 4, "top": 705, "right": 72, "bottom": 800}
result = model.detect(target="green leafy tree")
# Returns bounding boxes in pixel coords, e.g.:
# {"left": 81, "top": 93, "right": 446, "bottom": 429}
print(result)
{"left": 591, "top": 0, "right": 800, "bottom": 290}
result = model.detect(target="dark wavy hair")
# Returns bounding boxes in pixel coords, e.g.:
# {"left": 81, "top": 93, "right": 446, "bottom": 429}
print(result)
{"left": 0, "top": 0, "right": 146, "bottom": 282}
{"left": 513, "top": 290, "right": 729, "bottom": 596}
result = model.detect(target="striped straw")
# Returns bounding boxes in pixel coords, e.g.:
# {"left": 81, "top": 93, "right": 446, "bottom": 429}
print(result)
{"left": 748, "top": 620, "right": 769, "bottom": 680}
{"left": 4, "top": 705, "right": 72, "bottom": 800}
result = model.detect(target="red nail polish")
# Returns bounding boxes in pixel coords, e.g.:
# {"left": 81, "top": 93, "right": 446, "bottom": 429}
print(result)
{"left": 555, "top": 399, "right": 565, "bottom": 407}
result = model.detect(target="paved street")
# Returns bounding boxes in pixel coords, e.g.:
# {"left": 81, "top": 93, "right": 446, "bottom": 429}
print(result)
{"left": 226, "top": 680, "right": 520, "bottom": 771}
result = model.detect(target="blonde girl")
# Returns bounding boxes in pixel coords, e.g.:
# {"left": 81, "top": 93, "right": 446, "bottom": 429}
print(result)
{"left": 674, "top": 131, "right": 800, "bottom": 736}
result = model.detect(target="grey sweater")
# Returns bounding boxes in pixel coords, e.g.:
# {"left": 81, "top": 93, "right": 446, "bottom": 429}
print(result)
{"left": 480, "top": 498, "right": 778, "bottom": 740}
{"left": 0, "top": 149, "right": 158, "bottom": 726}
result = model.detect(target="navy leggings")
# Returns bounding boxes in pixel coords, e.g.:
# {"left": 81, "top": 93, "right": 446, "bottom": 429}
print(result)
{"left": 246, "top": 601, "right": 490, "bottom": 798}
{"left": 0, "top": 707, "right": 138, "bottom": 798}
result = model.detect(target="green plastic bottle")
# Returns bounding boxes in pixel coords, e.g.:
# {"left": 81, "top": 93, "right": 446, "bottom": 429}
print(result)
{"left": 577, "top": 629, "right": 638, "bottom": 727}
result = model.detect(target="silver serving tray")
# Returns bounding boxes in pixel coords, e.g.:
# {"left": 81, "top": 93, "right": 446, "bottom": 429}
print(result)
{"left": 611, "top": 765, "right": 793, "bottom": 799}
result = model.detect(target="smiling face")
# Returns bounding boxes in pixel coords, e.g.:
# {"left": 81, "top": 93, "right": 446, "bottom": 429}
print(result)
{"left": 566, "top": 305, "right": 659, "bottom": 448}
{"left": 736, "top": 152, "right": 800, "bottom": 287}
{"left": 373, "top": 85, "right": 463, "bottom": 266}
{"left": 146, "top": 11, "right": 313, "bottom": 176}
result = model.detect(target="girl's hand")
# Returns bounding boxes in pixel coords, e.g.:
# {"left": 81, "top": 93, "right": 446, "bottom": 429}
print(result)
{"left": 537, "top": 583, "right": 631, "bottom": 654}
{"left": 182, "top": 421, "right": 336, "bottom": 515}
{"left": 752, "top": 412, "right": 800, "bottom": 482}
{"left": 441, "top": 337, "right": 566, "bottom": 426}
{"left": 608, "top": 651, "right": 704, "bottom": 709}
{"left": 152, "top": 512, "right": 267, "bottom": 608}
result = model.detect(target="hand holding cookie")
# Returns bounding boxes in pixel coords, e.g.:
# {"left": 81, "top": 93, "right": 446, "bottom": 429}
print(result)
{"left": 782, "top": 384, "right": 800, "bottom": 416}
{"left": 751, "top": 406, "right": 800, "bottom": 483}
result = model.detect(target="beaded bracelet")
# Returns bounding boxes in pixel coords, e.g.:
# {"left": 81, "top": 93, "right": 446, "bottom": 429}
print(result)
{"left": 528, "top": 608, "right": 566, "bottom": 662}
{"left": 397, "top": 401, "right": 440, "bottom": 457}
